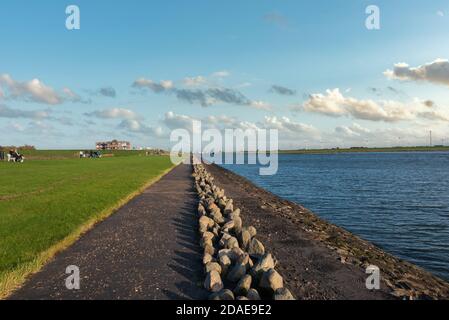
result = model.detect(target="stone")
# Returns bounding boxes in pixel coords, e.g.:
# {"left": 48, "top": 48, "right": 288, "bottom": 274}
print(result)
{"left": 205, "top": 262, "right": 222, "bottom": 274}
{"left": 219, "top": 233, "right": 232, "bottom": 248}
{"left": 204, "top": 244, "right": 215, "bottom": 256}
{"left": 236, "top": 296, "right": 249, "bottom": 300}
{"left": 219, "top": 254, "right": 232, "bottom": 275}
{"left": 204, "top": 270, "right": 223, "bottom": 292}
{"left": 233, "top": 216, "right": 243, "bottom": 234}
{"left": 251, "top": 253, "right": 275, "bottom": 279}
{"left": 234, "top": 274, "right": 252, "bottom": 296}
{"left": 199, "top": 216, "right": 214, "bottom": 233}
{"left": 247, "top": 288, "right": 261, "bottom": 300}
{"left": 224, "top": 201, "right": 234, "bottom": 215}
{"left": 209, "top": 289, "right": 235, "bottom": 300}
{"left": 230, "top": 247, "right": 245, "bottom": 261}
{"left": 239, "top": 229, "right": 252, "bottom": 250}
{"left": 202, "top": 231, "right": 215, "bottom": 242}
{"left": 198, "top": 204, "right": 206, "bottom": 217}
{"left": 259, "top": 269, "right": 284, "bottom": 294}
{"left": 200, "top": 238, "right": 213, "bottom": 248}
{"left": 247, "top": 226, "right": 257, "bottom": 237}
{"left": 225, "top": 237, "right": 239, "bottom": 249}
{"left": 227, "top": 262, "right": 247, "bottom": 282}
{"left": 203, "top": 253, "right": 213, "bottom": 265}
{"left": 210, "top": 210, "right": 225, "bottom": 225}
{"left": 218, "top": 199, "right": 227, "bottom": 210}
{"left": 273, "top": 288, "right": 295, "bottom": 300}
{"left": 248, "top": 238, "right": 265, "bottom": 257}
{"left": 222, "top": 220, "right": 235, "bottom": 231}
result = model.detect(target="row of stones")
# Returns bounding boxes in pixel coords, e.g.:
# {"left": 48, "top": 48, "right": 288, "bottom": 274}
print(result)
{"left": 192, "top": 163, "right": 295, "bottom": 300}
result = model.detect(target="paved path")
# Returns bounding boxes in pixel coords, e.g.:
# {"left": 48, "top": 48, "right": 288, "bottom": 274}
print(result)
{"left": 10, "top": 164, "right": 207, "bottom": 300}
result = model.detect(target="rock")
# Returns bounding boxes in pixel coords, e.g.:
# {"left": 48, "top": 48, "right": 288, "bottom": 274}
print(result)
{"left": 218, "top": 199, "right": 227, "bottom": 210}
{"left": 231, "top": 246, "right": 244, "bottom": 258}
{"left": 200, "top": 238, "right": 213, "bottom": 248}
{"left": 251, "top": 253, "right": 275, "bottom": 279}
{"left": 203, "top": 253, "right": 213, "bottom": 265}
{"left": 225, "top": 237, "right": 239, "bottom": 249}
{"left": 204, "top": 270, "right": 223, "bottom": 292}
{"left": 234, "top": 274, "right": 252, "bottom": 296}
{"left": 247, "top": 288, "right": 261, "bottom": 300}
{"left": 248, "top": 238, "right": 265, "bottom": 257}
{"left": 219, "top": 233, "right": 232, "bottom": 248}
{"left": 273, "top": 288, "right": 295, "bottom": 300}
{"left": 199, "top": 216, "right": 214, "bottom": 233}
{"left": 205, "top": 262, "right": 222, "bottom": 274}
{"left": 227, "top": 262, "right": 247, "bottom": 282}
{"left": 202, "top": 231, "right": 215, "bottom": 242}
{"left": 219, "top": 254, "right": 232, "bottom": 275}
{"left": 247, "top": 226, "right": 257, "bottom": 237}
{"left": 210, "top": 210, "right": 225, "bottom": 224}
{"left": 209, "top": 289, "right": 235, "bottom": 300}
{"left": 236, "top": 253, "right": 252, "bottom": 271}
{"left": 236, "top": 296, "right": 249, "bottom": 300}
{"left": 224, "top": 201, "right": 234, "bottom": 215}
{"left": 198, "top": 204, "right": 206, "bottom": 217}
{"left": 233, "top": 216, "right": 243, "bottom": 234}
{"left": 222, "top": 220, "right": 235, "bottom": 231}
{"left": 204, "top": 244, "right": 215, "bottom": 256}
{"left": 239, "top": 229, "right": 252, "bottom": 250}
{"left": 259, "top": 269, "right": 283, "bottom": 294}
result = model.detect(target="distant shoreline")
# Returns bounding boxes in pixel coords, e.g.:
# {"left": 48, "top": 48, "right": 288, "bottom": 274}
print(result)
{"left": 279, "top": 146, "right": 449, "bottom": 155}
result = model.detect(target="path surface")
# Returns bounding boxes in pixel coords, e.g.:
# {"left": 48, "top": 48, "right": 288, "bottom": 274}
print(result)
{"left": 9, "top": 164, "right": 207, "bottom": 300}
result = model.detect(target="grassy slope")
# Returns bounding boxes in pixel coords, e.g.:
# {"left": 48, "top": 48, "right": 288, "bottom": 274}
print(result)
{"left": 0, "top": 155, "right": 174, "bottom": 298}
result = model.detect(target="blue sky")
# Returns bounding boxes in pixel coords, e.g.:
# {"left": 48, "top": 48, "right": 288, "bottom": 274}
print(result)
{"left": 1, "top": 0, "right": 449, "bottom": 149}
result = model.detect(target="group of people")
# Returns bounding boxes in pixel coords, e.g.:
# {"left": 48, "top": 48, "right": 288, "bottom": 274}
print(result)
{"left": 79, "top": 150, "right": 102, "bottom": 159}
{"left": 0, "top": 149, "right": 25, "bottom": 163}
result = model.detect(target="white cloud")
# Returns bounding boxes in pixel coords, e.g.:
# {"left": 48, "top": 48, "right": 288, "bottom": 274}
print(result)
{"left": 437, "top": 11, "right": 445, "bottom": 17}
{"left": 183, "top": 76, "right": 207, "bottom": 87}
{"left": 0, "top": 104, "right": 51, "bottom": 120}
{"left": 211, "top": 71, "right": 230, "bottom": 78}
{"left": 297, "top": 88, "right": 428, "bottom": 122}
{"left": 85, "top": 108, "right": 141, "bottom": 120}
{"left": 132, "top": 78, "right": 174, "bottom": 92}
{"left": 384, "top": 59, "right": 449, "bottom": 86}
{"left": 0, "top": 74, "right": 62, "bottom": 104}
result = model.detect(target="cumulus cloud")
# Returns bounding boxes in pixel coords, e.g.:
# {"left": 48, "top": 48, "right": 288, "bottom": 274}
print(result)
{"left": 0, "top": 104, "right": 51, "bottom": 119}
{"left": 297, "top": 88, "right": 416, "bottom": 122}
{"left": 183, "top": 76, "right": 207, "bottom": 87}
{"left": 384, "top": 59, "right": 449, "bottom": 86}
{"left": 117, "top": 119, "right": 163, "bottom": 137}
{"left": 98, "top": 87, "right": 116, "bottom": 98}
{"left": 132, "top": 77, "right": 271, "bottom": 109}
{"left": 211, "top": 71, "right": 230, "bottom": 78}
{"left": 132, "top": 78, "right": 174, "bottom": 93}
{"left": 84, "top": 108, "right": 141, "bottom": 120}
{"left": 0, "top": 74, "right": 62, "bottom": 104}
{"left": 270, "top": 85, "right": 296, "bottom": 96}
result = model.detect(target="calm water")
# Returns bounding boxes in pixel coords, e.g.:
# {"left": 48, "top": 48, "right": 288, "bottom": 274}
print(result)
{"left": 220, "top": 152, "right": 449, "bottom": 281}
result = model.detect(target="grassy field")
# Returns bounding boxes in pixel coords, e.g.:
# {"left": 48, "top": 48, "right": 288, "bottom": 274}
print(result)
{"left": 279, "top": 146, "right": 449, "bottom": 154}
{"left": 0, "top": 155, "right": 174, "bottom": 298}
{"left": 9, "top": 149, "right": 166, "bottom": 160}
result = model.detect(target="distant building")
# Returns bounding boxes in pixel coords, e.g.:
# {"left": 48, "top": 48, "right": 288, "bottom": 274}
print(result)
{"left": 96, "top": 140, "right": 131, "bottom": 150}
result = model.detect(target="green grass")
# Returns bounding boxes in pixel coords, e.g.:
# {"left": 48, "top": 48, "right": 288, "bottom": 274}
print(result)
{"left": 11, "top": 149, "right": 164, "bottom": 160}
{"left": 0, "top": 155, "right": 174, "bottom": 298}
{"left": 279, "top": 146, "right": 449, "bottom": 154}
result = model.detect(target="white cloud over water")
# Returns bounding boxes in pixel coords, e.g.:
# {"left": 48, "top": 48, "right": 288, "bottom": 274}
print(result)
{"left": 384, "top": 59, "right": 449, "bottom": 87}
